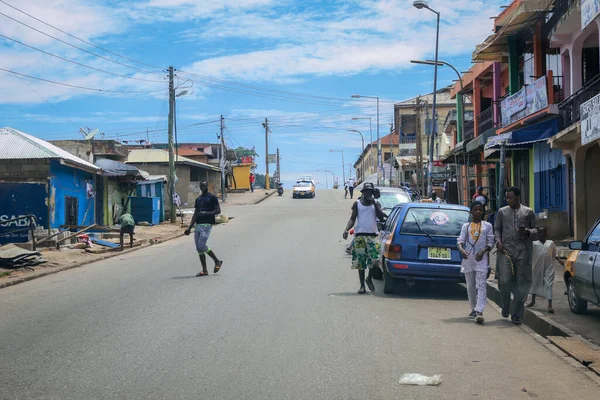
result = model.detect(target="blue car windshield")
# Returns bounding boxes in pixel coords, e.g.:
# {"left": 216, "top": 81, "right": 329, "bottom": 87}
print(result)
{"left": 400, "top": 208, "right": 469, "bottom": 237}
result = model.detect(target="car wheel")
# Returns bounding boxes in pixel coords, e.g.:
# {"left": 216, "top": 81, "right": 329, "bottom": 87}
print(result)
{"left": 293, "top": 194, "right": 296, "bottom": 199}
{"left": 382, "top": 261, "right": 395, "bottom": 294}
{"left": 567, "top": 279, "right": 588, "bottom": 314}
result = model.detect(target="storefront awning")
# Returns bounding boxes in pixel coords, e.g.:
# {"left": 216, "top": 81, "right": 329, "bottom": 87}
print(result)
{"left": 484, "top": 119, "right": 559, "bottom": 158}
{"left": 466, "top": 128, "right": 497, "bottom": 154}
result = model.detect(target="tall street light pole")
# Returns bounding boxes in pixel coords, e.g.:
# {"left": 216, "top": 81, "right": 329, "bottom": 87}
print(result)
{"left": 351, "top": 117, "right": 373, "bottom": 174}
{"left": 413, "top": 0, "right": 440, "bottom": 196}
{"left": 411, "top": 59, "right": 465, "bottom": 142}
{"left": 329, "top": 150, "right": 345, "bottom": 184}
{"left": 351, "top": 95, "right": 380, "bottom": 184}
{"left": 317, "top": 169, "right": 335, "bottom": 189}
{"left": 347, "top": 129, "right": 365, "bottom": 181}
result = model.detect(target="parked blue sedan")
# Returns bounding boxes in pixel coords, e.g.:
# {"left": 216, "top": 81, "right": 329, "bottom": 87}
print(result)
{"left": 379, "top": 202, "right": 471, "bottom": 294}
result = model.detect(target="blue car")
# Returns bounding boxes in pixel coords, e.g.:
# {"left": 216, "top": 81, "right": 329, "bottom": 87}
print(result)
{"left": 379, "top": 202, "right": 471, "bottom": 294}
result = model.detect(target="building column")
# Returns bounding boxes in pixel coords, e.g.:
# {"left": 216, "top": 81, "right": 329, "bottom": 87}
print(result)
{"left": 456, "top": 93, "right": 464, "bottom": 143}
{"left": 492, "top": 62, "right": 502, "bottom": 126}
{"left": 534, "top": 20, "right": 544, "bottom": 78}
{"left": 508, "top": 35, "right": 520, "bottom": 94}
{"left": 562, "top": 48, "right": 572, "bottom": 98}
{"left": 571, "top": 43, "right": 583, "bottom": 93}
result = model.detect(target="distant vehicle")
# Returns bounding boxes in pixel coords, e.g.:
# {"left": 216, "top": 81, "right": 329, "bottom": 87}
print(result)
{"left": 565, "top": 218, "right": 600, "bottom": 314}
{"left": 293, "top": 181, "right": 315, "bottom": 199}
{"left": 378, "top": 203, "right": 471, "bottom": 294}
{"left": 376, "top": 187, "right": 412, "bottom": 212}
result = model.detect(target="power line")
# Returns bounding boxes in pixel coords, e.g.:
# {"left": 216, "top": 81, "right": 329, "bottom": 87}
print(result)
{"left": 0, "top": 67, "right": 167, "bottom": 93}
{"left": 0, "top": 0, "right": 164, "bottom": 71}
{"left": 0, "top": 11, "right": 163, "bottom": 75}
{"left": 0, "top": 33, "right": 165, "bottom": 83}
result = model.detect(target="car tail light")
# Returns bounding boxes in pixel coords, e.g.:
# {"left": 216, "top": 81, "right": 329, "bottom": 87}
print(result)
{"left": 388, "top": 244, "right": 402, "bottom": 260}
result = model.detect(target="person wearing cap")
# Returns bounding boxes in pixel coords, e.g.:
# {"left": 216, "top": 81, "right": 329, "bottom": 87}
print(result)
{"left": 342, "top": 182, "right": 387, "bottom": 294}
{"left": 472, "top": 186, "right": 488, "bottom": 207}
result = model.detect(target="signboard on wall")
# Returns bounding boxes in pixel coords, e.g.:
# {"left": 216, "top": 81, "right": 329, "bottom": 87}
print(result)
{"left": 0, "top": 183, "right": 48, "bottom": 244}
{"left": 581, "top": 92, "right": 600, "bottom": 145}
{"left": 501, "top": 76, "right": 548, "bottom": 126}
{"left": 582, "top": 0, "right": 600, "bottom": 30}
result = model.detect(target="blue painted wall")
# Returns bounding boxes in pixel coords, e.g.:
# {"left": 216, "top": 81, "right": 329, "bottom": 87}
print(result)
{"left": 0, "top": 183, "right": 48, "bottom": 243}
{"left": 49, "top": 160, "right": 95, "bottom": 228}
{"left": 533, "top": 142, "right": 567, "bottom": 213}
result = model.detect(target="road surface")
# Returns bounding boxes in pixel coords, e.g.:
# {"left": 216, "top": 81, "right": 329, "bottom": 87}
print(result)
{"left": 0, "top": 190, "right": 598, "bottom": 399}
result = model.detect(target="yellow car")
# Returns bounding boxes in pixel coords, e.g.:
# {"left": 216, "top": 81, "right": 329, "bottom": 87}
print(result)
{"left": 292, "top": 181, "right": 315, "bottom": 199}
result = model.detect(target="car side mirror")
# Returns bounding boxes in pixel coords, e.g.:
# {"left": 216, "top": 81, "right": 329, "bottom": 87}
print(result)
{"left": 569, "top": 241, "right": 583, "bottom": 251}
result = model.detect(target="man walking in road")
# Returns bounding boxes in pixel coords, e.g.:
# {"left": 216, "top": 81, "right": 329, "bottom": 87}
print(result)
{"left": 527, "top": 227, "right": 561, "bottom": 313}
{"left": 342, "top": 183, "right": 386, "bottom": 294}
{"left": 184, "top": 181, "right": 224, "bottom": 277}
{"left": 494, "top": 187, "right": 538, "bottom": 325}
{"left": 346, "top": 178, "right": 355, "bottom": 199}
{"left": 249, "top": 173, "right": 255, "bottom": 193}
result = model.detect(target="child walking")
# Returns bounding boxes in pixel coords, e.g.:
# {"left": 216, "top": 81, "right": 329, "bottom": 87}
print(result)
{"left": 457, "top": 202, "right": 495, "bottom": 324}
{"left": 527, "top": 227, "right": 561, "bottom": 313}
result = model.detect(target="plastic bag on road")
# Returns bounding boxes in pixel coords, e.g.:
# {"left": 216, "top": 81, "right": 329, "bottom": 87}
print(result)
{"left": 399, "top": 373, "right": 442, "bottom": 386}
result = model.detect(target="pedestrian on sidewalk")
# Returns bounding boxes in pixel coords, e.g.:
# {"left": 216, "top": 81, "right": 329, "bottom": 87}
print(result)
{"left": 527, "top": 227, "right": 562, "bottom": 314}
{"left": 119, "top": 213, "right": 135, "bottom": 249}
{"left": 184, "top": 181, "right": 224, "bottom": 277}
{"left": 494, "top": 187, "right": 538, "bottom": 325}
{"left": 346, "top": 179, "right": 356, "bottom": 199}
{"left": 457, "top": 201, "right": 494, "bottom": 324}
{"left": 342, "top": 183, "right": 387, "bottom": 294}
{"left": 472, "top": 186, "right": 488, "bottom": 208}
{"left": 249, "top": 173, "right": 255, "bottom": 193}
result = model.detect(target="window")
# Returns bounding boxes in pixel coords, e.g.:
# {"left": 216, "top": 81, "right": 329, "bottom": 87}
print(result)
{"left": 65, "top": 196, "right": 78, "bottom": 226}
{"left": 378, "top": 191, "right": 411, "bottom": 211}
{"left": 587, "top": 223, "right": 600, "bottom": 246}
{"left": 400, "top": 207, "right": 470, "bottom": 237}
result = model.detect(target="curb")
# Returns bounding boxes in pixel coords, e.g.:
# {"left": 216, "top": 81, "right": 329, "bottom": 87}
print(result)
{"left": 486, "top": 280, "right": 600, "bottom": 377}
{"left": 0, "top": 231, "right": 186, "bottom": 290}
{"left": 253, "top": 191, "right": 276, "bottom": 204}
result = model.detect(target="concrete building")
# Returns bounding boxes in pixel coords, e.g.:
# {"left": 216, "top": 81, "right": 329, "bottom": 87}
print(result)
{"left": 126, "top": 149, "right": 221, "bottom": 208}
{"left": 0, "top": 128, "right": 100, "bottom": 243}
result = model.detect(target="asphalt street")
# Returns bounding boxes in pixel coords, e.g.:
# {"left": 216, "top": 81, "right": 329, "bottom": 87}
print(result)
{"left": 0, "top": 189, "right": 598, "bottom": 399}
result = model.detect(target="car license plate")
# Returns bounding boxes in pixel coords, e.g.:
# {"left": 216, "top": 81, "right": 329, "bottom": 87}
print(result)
{"left": 428, "top": 247, "right": 451, "bottom": 260}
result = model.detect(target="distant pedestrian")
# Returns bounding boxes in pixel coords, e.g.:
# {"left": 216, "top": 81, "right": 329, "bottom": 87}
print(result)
{"left": 249, "top": 173, "right": 256, "bottom": 193}
{"left": 527, "top": 227, "right": 561, "bottom": 313}
{"left": 119, "top": 213, "right": 135, "bottom": 249}
{"left": 347, "top": 179, "right": 355, "bottom": 199}
{"left": 494, "top": 186, "right": 538, "bottom": 325}
{"left": 472, "top": 186, "right": 488, "bottom": 208}
{"left": 342, "top": 183, "right": 387, "bottom": 294}
{"left": 184, "top": 181, "right": 223, "bottom": 277}
{"left": 344, "top": 183, "right": 349, "bottom": 199}
{"left": 457, "top": 202, "right": 494, "bottom": 324}
{"left": 430, "top": 191, "right": 442, "bottom": 203}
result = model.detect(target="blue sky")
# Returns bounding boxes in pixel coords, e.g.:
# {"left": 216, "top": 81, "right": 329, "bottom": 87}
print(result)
{"left": 0, "top": 0, "right": 505, "bottom": 187}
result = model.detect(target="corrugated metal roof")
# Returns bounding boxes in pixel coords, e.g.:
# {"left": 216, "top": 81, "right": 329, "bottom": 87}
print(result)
{"left": 126, "top": 149, "right": 221, "bottom": 171}
{"left": 0, "top": 127, "right": 99, "bottom": 171}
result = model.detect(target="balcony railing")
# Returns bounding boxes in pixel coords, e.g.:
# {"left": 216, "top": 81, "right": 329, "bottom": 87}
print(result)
{"left": 464, "top": 118, "right": 475, "bottom": 141}
{"left": 477, "top": 107, "right": 494, "bottom": 135}
{"left": 399, "top": 138, "right": 417, "bottom": 145}
{"left": 559, "top": 73, "right": 600, "bottom": 130}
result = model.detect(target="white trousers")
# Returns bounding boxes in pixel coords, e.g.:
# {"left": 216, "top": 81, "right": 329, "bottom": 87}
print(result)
{"left": 465, "top": 271, "right": 487, "bottom": 313}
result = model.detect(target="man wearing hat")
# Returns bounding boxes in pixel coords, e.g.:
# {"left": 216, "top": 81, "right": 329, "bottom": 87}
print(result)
{"left": 342, "top": 182, "right": 387, "bottom": 294}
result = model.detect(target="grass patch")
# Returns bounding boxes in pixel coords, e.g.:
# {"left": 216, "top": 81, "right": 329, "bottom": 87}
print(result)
{"left": 0, "top": 271, "right": 12, "bottom": 278}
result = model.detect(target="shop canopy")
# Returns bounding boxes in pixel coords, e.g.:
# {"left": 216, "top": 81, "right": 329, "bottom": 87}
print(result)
{"left": 484, "top": 118, "right": 559, "bottom": 158}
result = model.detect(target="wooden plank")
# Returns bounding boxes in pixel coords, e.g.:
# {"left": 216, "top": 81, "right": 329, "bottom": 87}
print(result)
{"left": 547, "top": 336, "right": 600, "bottom": 365}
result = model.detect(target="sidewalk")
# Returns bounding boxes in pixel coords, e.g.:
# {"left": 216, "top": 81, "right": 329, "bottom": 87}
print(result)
{"left": 488, "top": 250, "right": 600, "bottom": 346}
{"left": 224, "top": 189, "right": 275, "bottom": 205}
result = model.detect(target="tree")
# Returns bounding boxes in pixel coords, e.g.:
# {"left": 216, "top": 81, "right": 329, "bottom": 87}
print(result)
{"left": 254, "top": 173, "right": 275, "bottom": 189}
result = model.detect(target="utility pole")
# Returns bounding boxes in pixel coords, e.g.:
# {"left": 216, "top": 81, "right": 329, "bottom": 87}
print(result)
{"left": 220, "top": 114, "right": 226, "bottom": 202}
{"left": 389, "top": 123, "right": 394, "bottom": 184}
{"left": 276, "top": 148, "right": 280, "bottom": 183}
{"left": 167, "top": 66, "right": 176, "bottom": 223}
{"left": 263, "top": 118, "right": 270, "bottom": 190}
{"left": 415, "top": 97, "right": 424, "bottom": 196}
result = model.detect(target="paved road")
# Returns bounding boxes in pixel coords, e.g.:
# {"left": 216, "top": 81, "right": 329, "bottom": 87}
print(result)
{"left": 1, "top": 190, "right": 598, "bottom": 399}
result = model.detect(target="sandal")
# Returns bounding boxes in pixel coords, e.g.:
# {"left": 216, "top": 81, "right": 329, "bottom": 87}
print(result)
{"left": 366, "top": 277, "right": 375, "bottom": 292}
{"left": 214, "top": 260, "right": 223, "bottom": 274}
{"left": 196, "top": 271, "right": 208, "bottom": 277}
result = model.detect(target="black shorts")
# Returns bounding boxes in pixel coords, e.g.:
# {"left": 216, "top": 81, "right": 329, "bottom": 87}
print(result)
{"left": 121, "top": 225, "right": 135, "bottom": 235}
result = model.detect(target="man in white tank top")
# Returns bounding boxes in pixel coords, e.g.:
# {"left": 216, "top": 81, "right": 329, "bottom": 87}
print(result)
{"left": 343, "top": 183, "right": 387, "bottom": 294}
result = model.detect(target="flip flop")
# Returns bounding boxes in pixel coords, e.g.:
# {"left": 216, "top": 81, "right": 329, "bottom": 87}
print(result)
{"left": 196, "top": 271, "right": 208, "bottom": 277}
{"left": 214, "top": 260, "right": 223, "bottom": 274}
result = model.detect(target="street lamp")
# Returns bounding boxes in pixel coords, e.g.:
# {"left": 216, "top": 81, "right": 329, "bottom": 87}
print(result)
{"left": 410, "top": 59, "right": 465, "bottom": 142}
{"left": 329, "top": 150, "right": 345, "bottom": 184}
{"left": 351, "top": 117, "right": 373, "bottom": 173}
{"left": 351, "top": 94, "right": 380, "bottom": 184}
{"left": 347, "top": 129, "right": 365, "bottom": 181}
{"left": 317, "top": 169, "right": 335, "bottom": 189}
{"left": 413, "top": 0, "right": 440, "bottom": 196}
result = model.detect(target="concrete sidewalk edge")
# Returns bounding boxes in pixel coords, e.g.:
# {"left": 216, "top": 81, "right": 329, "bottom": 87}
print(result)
{"left": 253, "top": 190, "right": 276, "bottom": 204}
{"left": 0, "top": 231, "right": 186, "bottom": 290}
{"left": 486, "top": 280, "right": 600, "bottom": 377}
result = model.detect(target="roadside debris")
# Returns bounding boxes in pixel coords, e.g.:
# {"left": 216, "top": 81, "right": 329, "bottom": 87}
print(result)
{"left": 0, "top": 244, "right": 47, "bottom": 270}
{"left": 399, "top": 373, "right": 442, "bottom": 386}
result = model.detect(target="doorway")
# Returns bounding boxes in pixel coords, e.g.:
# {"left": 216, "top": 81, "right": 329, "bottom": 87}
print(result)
{"left": 65, "top": 196, "right": 79, "bottom": 226}
{"left": 513, "top": 151, "right": 530, "bottom": 207}
{"left": 585, "top": 145, "right": 600, "bottom": 232}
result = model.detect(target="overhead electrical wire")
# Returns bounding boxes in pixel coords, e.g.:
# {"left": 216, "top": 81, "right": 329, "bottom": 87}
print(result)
{"left": 0, "top": 33, "right": 166, "bottom": 83}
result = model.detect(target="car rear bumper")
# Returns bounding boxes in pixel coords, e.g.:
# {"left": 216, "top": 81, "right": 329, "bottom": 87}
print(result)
{"left": 293, "top": 192, "right": 312, "bottom": 197}
{"left": 385, "top": 259, "right": 465, "bottom": 282}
